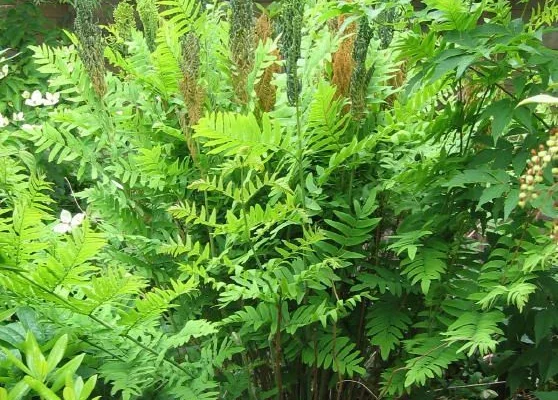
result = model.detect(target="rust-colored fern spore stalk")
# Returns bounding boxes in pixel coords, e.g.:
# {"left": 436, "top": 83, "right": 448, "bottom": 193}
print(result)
{"left": 254, "top": 14, "right": 280, "bottom": 112}
{"left": 179, "top": 32, "right": 204, "bottom": 161}
{"left": 137, "top": 0, "right": 158, "bottom": 51}
{"left": 349, "top": 17, "right": 373, "bottom": 119}
{"left": 230, "top": 0, "right": 255, "bottom": 106}
{"left": 75, "top": 0, "right": 107, "bottom": 98}
{"left": 331, "top": 14, "right": 356, "bottom": 102}
{"left": 280, "top": 0, "right": 304, "bottom": 107}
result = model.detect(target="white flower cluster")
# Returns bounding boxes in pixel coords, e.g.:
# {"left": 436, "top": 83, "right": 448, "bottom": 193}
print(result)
{"left": 23, "top": 90, "right": 60, "bottom": 107}
{"left": 0, "top": 112, "right": 25, "bottom": 128}
{"left": 0, "top": 64, "right": 8, "bottom": 79}
{"left": 53, "top": 210, "right": 86, "bottom": 234}
{"left": 0, "top": 113, "right": 9, "bottom": 128}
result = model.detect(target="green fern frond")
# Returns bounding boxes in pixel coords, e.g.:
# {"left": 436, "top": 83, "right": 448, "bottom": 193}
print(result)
{"left": 442, "top": 310, "right": 505, "bottom": 356}
{"left": 35, "top": 222, "right": 106, "bottom": 290}
{"left": 158, "top": 0, "right": 201, "bottom": 36}
{"left": 119, "top": 279, "right": 198, "bottom": 331}
{"left": 194, "top": 112, "right": 290, "bottom": 158}
{"left": 367, "top": 299, "right": 412, "bottom": 360}
{"left": 400, "top": 243, "right": 447, "bottom": 294}
{"left": 302, "top": 333, "right": 365, "bottom": 377}
{"left": 529, "top": 0, "right": 558, "bottom": 31}
{"left": 403, "top": 336, "right": 463, "bottom": 387}
{"left": 306, "top": 82, "right": 349, "bottom": 154}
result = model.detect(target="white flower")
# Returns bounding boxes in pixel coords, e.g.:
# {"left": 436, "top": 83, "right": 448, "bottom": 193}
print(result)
{"left": 53, "top": 210, "right": 85, "bottom": 234}
{"left": 12, "top": 112, "right": 24, "bottom": 122}
{"left": 25, "top": 90, "right": 44, "bottom": 107}
{"left": 0, "top": 114, "right": 9, "bottom": 128}
{"left": 0, "top": 64, "right": 8, "bottom": 79}
{"left": 22, "top": 91, "right": 30, "bottom": 99}
{"left": 24, "top": 90, "right": 60, "bottom": 107}
{"left": 21, "top": 123, "right": 41, "bottom": 131}
{"left": 43, "top": 92, "right": 60, "bottom": 106}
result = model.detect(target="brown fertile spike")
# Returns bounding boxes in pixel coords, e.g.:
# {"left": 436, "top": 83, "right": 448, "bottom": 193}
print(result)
{"left": 332, "top": 14, "right": 356, "bottom": 101}
{"left": 255, "top": 14, "right": 280, "bottom": 112}
{"left": 178, "top": 33, "right": 205, "bottom": 127}
{"left": 230, "top": 0, "right": 255, "bottom": 105}
{"left": 255, "top": 13, "right": 273, "bottom": 44}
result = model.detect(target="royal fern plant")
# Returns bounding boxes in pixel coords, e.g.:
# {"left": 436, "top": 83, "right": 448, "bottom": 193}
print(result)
{"left": 0, "top": 0, "right": 558, "bottom": 399}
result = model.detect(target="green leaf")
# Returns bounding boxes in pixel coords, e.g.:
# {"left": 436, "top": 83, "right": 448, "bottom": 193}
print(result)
{"left": 477, "top": 184, "right": 508, "bottom": 209}
{"left": 78, "top": 375, "right": 97, "bottom": 400}
{"left": 534, "top": 392, "right": 558, "bottom": 400}
{"left": 50, "top": 354, "right": 85, "bottom": 393}
{"left": 517, "top": 94, "right": 558, "bottom": 106}
{"left": 46, "top": 335, "right": 68, "bottom": 374}
{"left": 1, "top": 346, "right": 32, "bottom": 375}
{"left": 504, "top": 189, "right": 519, "bottom": 220}
{"left": 0, "top": 308, "right": 16, "bottom": 322}
{"left": 445, "top": 169, "right": 497, "bottom": 189}
{"left": 7, "top": 380, "right": 30, "bottom": 400}
{"left": 22, "top": 376, "right": 60, "bottom": 400}
{"left": 482, "top": 99, "right": 514, "bottom": 143}
{"left": 23, "top": 331, "right": 48, "bottom": 380}
{"left": 534, "top": 309, "right": 558, "bottom": 345}
{"left": 305, "top": 173, "right": 321, "bottom": 195}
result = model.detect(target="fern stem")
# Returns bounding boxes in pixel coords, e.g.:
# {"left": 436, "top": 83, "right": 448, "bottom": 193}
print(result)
{"left": 275, "top": 298, "right": 284, "bottom": 400}
{"left": 240, "top": 158, "right": 263, "bottom": 268}
{"left": 296, "top": 100, "right": 306, "bottom": 213}
{"left": 337, "top": 380, "right": 378, "bottom": 400}
{"left": 204, "top": 189, "right": 216, "bottom": 257}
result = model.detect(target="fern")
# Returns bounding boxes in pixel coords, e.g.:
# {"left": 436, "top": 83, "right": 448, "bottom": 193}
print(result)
{"left": 403, "top": 336, "right": 463, "bottom": 387}
{"left": 399, "top": 242, "right": 448, "bottom": 294}
{"left": 442, "top": 310, "right": 505, "bottom": 356}
{"left": 302, "top": 332, "right": 365, "bottom": 377}
{"left": 367, "top": 299, "right": 412, "bottom": 360}
{"left": 194, "top": 112, "right": 290, "bottom": 159}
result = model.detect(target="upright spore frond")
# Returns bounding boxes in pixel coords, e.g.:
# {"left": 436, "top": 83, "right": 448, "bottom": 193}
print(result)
{"left": 378, "top": 7, "right": 399, "bottom": 50}
{"left": 230, "top": 0, "right": 255, "bottom": 105}
{"left": 280, "top": 0, "right": 304, "bottom": 107}
{"left": 350, "top": 17, "right": 373, "bottom": 119}
{"left": 75, "top": 0, "right": 107, "bottom": 98}
{"left": 179, "top": 32, "right": 204, "bottom": 160}
{"left": 113, "top": 0, "right": 136, "bottom": 42}
{"left": 137, "top": 0, "right": 159, "bottom": 51}
{"left": 255, "top": 14, "right": 280, "bottom": 112}
{"left": 332, "top": 13, "right": 356, "bottom": 102}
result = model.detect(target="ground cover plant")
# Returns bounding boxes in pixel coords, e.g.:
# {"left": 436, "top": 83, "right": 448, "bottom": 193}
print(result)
{"left": 1, "top": 0, "right": 558, "bottom": 399}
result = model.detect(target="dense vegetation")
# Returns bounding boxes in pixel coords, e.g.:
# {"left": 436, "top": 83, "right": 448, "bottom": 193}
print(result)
{"left": 1, "top": 0, "right": 558, "bottom": 399}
